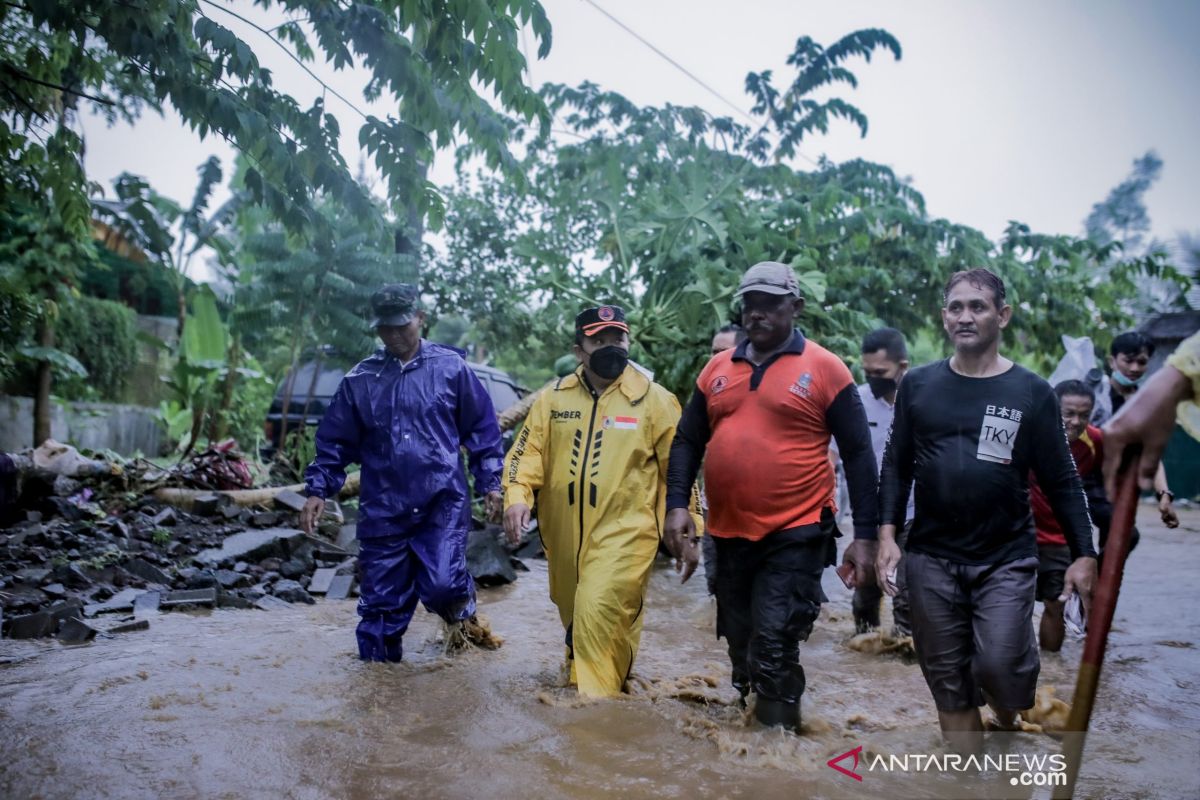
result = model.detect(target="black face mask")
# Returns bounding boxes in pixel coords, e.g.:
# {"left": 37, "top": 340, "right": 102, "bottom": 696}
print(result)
{"left": 867, "top": 375, "right": 897, "bottom": 399}
{"left": 588, "top": 346, "right": 629, "bottom": 380}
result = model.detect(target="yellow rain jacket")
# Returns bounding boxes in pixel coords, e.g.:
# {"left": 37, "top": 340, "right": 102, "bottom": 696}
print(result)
{"left": 503, "top": 364, "right": 702, "bottom": 696}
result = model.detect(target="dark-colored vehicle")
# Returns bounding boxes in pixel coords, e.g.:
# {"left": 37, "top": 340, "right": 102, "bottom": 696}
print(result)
{"left": 262, "top": 357, "right": 527, "bottom": 455}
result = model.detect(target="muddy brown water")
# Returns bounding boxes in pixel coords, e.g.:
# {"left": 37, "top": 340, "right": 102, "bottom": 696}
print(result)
{"left": 2, "top": 507, "right": 1198, "bottom": 799}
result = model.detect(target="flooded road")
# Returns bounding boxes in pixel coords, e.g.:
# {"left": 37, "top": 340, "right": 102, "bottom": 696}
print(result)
{"left": 2, "top": 507, "right": 1198, "bottom": 799}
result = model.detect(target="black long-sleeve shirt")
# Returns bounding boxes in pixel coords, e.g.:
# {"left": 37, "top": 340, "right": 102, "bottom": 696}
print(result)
{"left": 666, "top": 331, "right": 879, "bottom": 540}
{"left": 878, "top": 359, "right": 1096, "bottom": 564}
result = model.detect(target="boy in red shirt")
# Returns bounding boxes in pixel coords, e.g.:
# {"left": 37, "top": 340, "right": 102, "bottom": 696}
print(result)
{"left": 1029, "top": 379, "right": 1111, "bottom": 651}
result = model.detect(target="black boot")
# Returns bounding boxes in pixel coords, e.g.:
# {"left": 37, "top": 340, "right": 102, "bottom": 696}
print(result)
{"left": 754, "top": 697, "right": 801, "bottom": 733}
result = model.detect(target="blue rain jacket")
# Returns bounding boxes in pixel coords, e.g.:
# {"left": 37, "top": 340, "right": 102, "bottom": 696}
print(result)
{"left": 304, "top": 342, "right": 504, "bottom": 539}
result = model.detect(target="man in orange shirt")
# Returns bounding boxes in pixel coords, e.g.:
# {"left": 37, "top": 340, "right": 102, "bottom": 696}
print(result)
{"left": 665, "top": 262, "right": 879, "bottom": 731}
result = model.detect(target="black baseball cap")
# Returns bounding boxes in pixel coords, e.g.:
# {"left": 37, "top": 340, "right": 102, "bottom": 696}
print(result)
{"left": 370, "top": 283, "right": 420, "bottom": 327}
{"left": 575, "top": 305, "right": 630, "bottom": 338}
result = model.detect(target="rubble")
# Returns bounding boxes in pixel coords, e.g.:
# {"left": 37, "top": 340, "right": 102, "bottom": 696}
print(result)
{"left": 325, "top": 575, "right": 355, "bottom": 600}
{"left": 193, "top": 528, "right": 306, "bottom": 568}
{"left": 272, "top": 489, "right": 308, "bottom": 514}
{"left": 1, "top": 440, "right": 526, "bottom": 645}
{"left": 106, "top": 619, "right": 150, "bottom": 634}
{"left": 57, "top": 617, "right": 100, "bottom": 644}
{"left": 308, "top": 568, "right": 337, "bottom": 594}
{"left": 466, "top": 525, "right": 518, "bottom": 587}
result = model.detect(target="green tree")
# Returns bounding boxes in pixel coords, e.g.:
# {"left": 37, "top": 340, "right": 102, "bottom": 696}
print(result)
{"left": 1, "top": 0, "right": 550, "bottom": 444}
{"left": 437, "top": 32, "right": 1185, "bottom": 395}
{"left": 234, "top": 197, "right": 401, "bottom": 444}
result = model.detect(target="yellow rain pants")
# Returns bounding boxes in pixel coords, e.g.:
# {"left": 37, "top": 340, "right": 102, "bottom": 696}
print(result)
{"left": 503, "top": 365, "right": 702, "bottom": 696}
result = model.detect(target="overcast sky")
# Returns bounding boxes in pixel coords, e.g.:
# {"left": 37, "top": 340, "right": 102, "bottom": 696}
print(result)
{"left": 81, "top": 0, "right": 1200, "bottom": 280}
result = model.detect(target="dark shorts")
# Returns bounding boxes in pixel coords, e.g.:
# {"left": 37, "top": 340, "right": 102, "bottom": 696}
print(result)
{"left": 906, "top": 551, "right": 1040, "bottom": 712}
{"left": 1036, "top": 544, "right": 1071, "bottom": 603}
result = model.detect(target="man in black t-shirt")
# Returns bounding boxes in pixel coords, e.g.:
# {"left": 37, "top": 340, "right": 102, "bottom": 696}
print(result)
{"left": 876, "top": 268, "right": 1098, "bottom": 753}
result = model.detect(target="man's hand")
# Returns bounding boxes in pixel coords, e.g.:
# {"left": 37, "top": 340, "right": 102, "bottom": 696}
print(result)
{"left": 677, "top": 536, "right": 700, "bottom": 584}
{"left": 484, "top": 491, "right": 503, "bottom": 524}
{"left": 1060, "top": 556, "right": 1098, "bottom": 615}
{"left": 1159, "top": 495, "right": 1179, "bottom": 529}
{"left": 299, "top": 496, "right": 325, "bottom": 535}
{"left": 663, "top": 508, "right": 694, "bottom": 560}
{"left": 663, "top": 508, "right": 700, "bottom": 583}
{"left": 503, "top": 502, "right": 531, "bottom": 546}
{"left": 844, "top": 538, "right": 878, "bottom": 592}
{"left": 874, "top": 532, "right": 902, "bottom": 598}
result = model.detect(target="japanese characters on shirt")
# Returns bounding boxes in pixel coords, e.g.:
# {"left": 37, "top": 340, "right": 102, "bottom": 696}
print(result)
{"left": 977, "top": 404, "right": 1025, "bottom": 465}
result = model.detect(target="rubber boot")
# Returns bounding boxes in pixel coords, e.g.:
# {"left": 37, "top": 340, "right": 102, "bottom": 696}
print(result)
{"left": 754, "top": 697, "right": 801, "bottom": 733}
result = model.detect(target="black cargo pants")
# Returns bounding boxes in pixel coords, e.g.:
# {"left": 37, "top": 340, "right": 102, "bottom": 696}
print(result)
{"left": 713, "top": 509, "right": 837, "bottom": 704}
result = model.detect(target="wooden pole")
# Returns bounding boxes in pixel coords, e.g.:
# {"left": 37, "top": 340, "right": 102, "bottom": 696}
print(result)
{"left": 1054, "top": 446, "right": 1141, "bottom": 799}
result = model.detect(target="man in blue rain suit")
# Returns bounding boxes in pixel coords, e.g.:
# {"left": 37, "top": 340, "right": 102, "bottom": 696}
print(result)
{"left": 299, "top": 283, "right": 505, "bottom": 662}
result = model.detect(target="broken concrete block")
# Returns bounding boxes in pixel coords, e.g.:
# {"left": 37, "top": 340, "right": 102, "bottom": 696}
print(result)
{"left": 254, "top": 594, "right": 291, "bottom": 611}
{"left": 56, "top": 563, "right": 91, "bottom": 587}
{"left": 42, "top": 582, "right": 67, "bottom": 598}
{"left": 84, "top": 588, "right": 143, "bottom": 617}
{"left": 133, "top": 591, "right": 161, "bottom": 617}
{"left": 308, "top": 568, "right": 337, "bottom": 594}
{"left": 6, "top": 610, "right": 55, "bottom": 639}
{"left": 335, "top": 524, "right": 359, "bottom": 554}
{"left": 150, "top": 507, "right": 178, "bottom": 527}
{"left": 272, "top": 579, "right": 314, "bottom": 604}
{"left": 193, "top": 528, "right": 305, "bottom": 568}
{"left": 466, "top": 525, "right": 517, "bottom": 587}
{"left": 273, "top": 489, "right": 308, "bottom": 514}
{"left": 107, "top": 619, "right": 149, "bottom": 634}
{"left": 57, "top": 617, "right": 100, "bottom": 644}
{"left": 214, "top": 569, "right": 251, "bottom": 590}
{"left": 217, "top": 592, "right": 253, "bottom": 609}
{"left": 249, "top": 511, "right": 280, "bottom": 528}
{"left": 185, "top": 570, "right": 220, "bottom": 589}
{"left": 122, "top": 557, "right": 173, "bottom": 585}
{"left": 160, "top": 588, "right": 218, "bottom": 610}
{"left": 48, "top": 599, "right": 83, "bottom": 625}
{"left": 279, "top": 558, "right": 307, "bottom": 579}
{"left": 220, "top": 504, "right": 242, "bottom": 521}
{"left": 325, "top": 575, "right": 355, "bottom": 600}
{"left": 16, "top": 566, "right": 52, "bottom": 585}
{"left": 190, "top": 492, "right": 223, "bottom": 517}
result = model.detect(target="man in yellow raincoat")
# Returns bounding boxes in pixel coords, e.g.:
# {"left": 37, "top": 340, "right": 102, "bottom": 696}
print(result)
{"left": 502, "top": 305, "right": 702, "bottom": 697}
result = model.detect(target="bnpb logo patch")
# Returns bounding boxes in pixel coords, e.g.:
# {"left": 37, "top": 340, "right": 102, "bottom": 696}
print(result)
{"left": 598, "top": 306, "right": 615, "bottom": 321}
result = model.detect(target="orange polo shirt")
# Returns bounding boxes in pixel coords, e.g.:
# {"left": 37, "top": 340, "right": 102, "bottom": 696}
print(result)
{"left": 698, "top": 334, "right": 855, "bottom": 540}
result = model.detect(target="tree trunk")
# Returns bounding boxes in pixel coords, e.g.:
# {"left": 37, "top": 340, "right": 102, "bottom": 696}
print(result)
{"left": 277, "top": 309, "right": 306, "bottom": 448}
{"left": 176, "top": 278, "right": 187, "bottom": 341}
{"left": 298, "top": 348, "right": 324, "bottom": 430}
{"left": 154, "top": 471, "right": 361, "bottom": 510}
{"left": 209, "top": 335, "right": 240, "bottom": 443}
{"left": 32, "top": 317, "right": 55, "bottom": 446}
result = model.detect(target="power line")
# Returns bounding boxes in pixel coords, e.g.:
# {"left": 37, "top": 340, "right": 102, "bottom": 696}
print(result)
{"left": 578, "top": 0, "right": 820, "bottom": 168}
{"left": 198, "top": 0, "right": 368, "bottom": 123}
{"left": 579, "top": 0, "right": 751, "bottom": 124}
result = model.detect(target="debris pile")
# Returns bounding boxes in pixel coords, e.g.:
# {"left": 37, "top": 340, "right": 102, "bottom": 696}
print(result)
{"left": 1, "top": 441, "right": 539, "bottom": 643}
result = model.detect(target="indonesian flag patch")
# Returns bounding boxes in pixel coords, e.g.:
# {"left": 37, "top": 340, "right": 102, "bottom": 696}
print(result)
{"left": 603, "top": 415, "right": 639, "bottom": 430}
